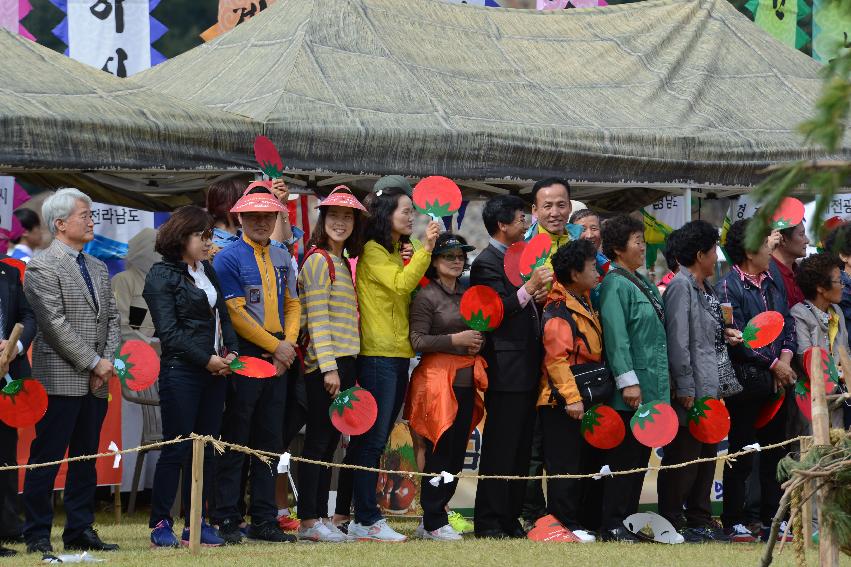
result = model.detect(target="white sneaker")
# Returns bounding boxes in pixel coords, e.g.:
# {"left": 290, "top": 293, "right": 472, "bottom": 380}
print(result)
{"left": 348, "top": 519, "right": 407, "bottom": 542}
{"left": 298, "top": 521, "right": 346, "bottom": 543}
{"left": 572, "top": 529, "right": 597, "bottom": 543}
{"left": 418, "top": 523, "right": 462, "bottom": 542}
{"left": 322, "top": 518, "right": 354, "bottom": 542}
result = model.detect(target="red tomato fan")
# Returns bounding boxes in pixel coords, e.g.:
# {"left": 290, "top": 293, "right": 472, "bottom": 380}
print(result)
{"left": 503, "top": 241, "right": 526, "bottom": 287}
{"left": 755, "top": 388, "right": 785, "bottom": 429}
{"left": 412, "top": 176, "right": 462, "bottom": 221}
{"left": 771, "top": 198, "right": 805, "bottom": 230}
{"left": 0, "top": 378, "right": 47, "bottom": 428}
{"left": 630, "top": 400, "right": 678, "bottom": 448}
{"left": 254, "top": 135, "right": 285, "bottom": 179}
{"left": 581, "top": 404, "right": 625, "bottom": 449}
{"left": 114, "top": 340, "right": 160, "bottom": 392}
{"left": 329, "top": 386, "right": 378, "bottom": 435}
{"left": 519, "top": 234, "right": 552, "bottom": 282}
{"left": 741, "top": 311, "right": 784, "bottom": 349}
{"left": 796, "top": 347, "right": 840, "bottom": 421}
{"left": 460, "top": 285, "right": 504, "bottom": 332}
{"left": 687, "top": 397, "right": 730, "bottom": 444}
{"left": 230, "top": 356, "right": 277, "bottom": 378}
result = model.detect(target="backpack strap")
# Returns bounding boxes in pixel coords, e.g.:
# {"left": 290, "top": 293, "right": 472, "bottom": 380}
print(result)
{"left": 301, "top": 246, "right": 336, "bottom": 284}
{"left": 608, "top": 267, "right": 665, "bottom": 323}
{"left": 542, "top": 300, "right": 591, "bottom": 406}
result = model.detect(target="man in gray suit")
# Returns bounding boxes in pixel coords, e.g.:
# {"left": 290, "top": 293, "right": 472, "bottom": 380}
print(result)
{"left": 22, "top": 188, "right": 121, "bottom": 555}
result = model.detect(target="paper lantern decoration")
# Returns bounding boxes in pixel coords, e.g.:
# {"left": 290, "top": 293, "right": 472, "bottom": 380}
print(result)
{"left": 771, "top": 198, "right": 805, "bottom": 230}
{"left": 114, "top": 340, "right": 159, "bottom": 392}
{"left": 230, "top": 356, "right": 277, "bottom": 378}
{"left": 412, "top": 176, "right": 462, "bottom": 220}
{"left": 755, "top": 388, "right": 785, "bottom": 429}
{"left": 460, "top": 285, "right": 504, "bottom": 332}
{"left": 503, "top": 241, "right": 526, "bottom": 287}
{"left": 742, "top": 311, "right": 784, "bottom": 349}
{"left": 254, "top": 135, "right": 285, "bottom": 179}
{"left": 0, "top": 257, "right": 25, "bottom": 283}
{"left": 630, "top": 400, "right": 677, "bottom": 448}
{"left": 329, "top": 386, "right": 378, "bottom": 435}
{"left": 687, "top": 397, "right": 730, "bottom": 444}
{"left": 581, "top": 404, "right": 625, "bottom": 449}
{"left": 519, "top": 234, "right": 552, "bottom": 282}
{"left": 0, "top": 378, "right": 47, "bottom": 428}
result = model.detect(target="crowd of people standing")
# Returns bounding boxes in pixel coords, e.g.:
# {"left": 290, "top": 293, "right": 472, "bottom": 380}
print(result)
{"left": 0, "top": 177, "right": 849, "bottom": 557}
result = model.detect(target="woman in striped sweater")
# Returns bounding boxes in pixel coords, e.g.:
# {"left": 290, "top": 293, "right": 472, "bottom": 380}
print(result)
{"left": 295, "top": 186, "right": 366, "bottom": 543}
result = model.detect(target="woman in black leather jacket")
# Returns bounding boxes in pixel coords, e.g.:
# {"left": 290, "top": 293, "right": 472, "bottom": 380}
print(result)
{"left": 143, "top": 206, "right": 239, "bottom": 548}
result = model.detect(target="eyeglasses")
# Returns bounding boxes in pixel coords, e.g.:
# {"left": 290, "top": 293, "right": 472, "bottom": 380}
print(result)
{"left": 193, "top": 230, "right": 213, "bottom": 241}
{"left": 439, "top": 254, "right": 466, "bottom": 262}
{"left": 831, "top": 279, "right": 842, "bottom": 286}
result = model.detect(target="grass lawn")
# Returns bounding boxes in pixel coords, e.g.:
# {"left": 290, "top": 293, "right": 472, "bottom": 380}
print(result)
{"left": 3, "top": 513, "right": 848, "bottom": 567}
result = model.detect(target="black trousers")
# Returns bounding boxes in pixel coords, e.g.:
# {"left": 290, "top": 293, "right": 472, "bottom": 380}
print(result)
{"left": 721, "top": 397, "right": 787, "bottom": 529}
{"left": 521, "top": 415, "right": 546, "bottom": 523}
{"left": 23, "top": 394, "right": 107, "bottom": 544}
{"left": 473, "top": 389, "right": 537, "bottom": 534}
{"left": 539, "top": 405, "right": 602, "bottom": 531}
{"left": 297, "top": 357, "right": 356, "bottom": 521}
{"left": 0, "top": 421, "right": 22, "bottom": 539}
{"left": 657, "top": 426, "right": 717, "bottom": 530}
{"left": 214, "top": 373, "right": 286, "bottom": 526}
{"left": 600, "top": 410, "right": 651, "bottom": 531}
{"left": 420, "top": 386, "right": 475, "bottom": 532}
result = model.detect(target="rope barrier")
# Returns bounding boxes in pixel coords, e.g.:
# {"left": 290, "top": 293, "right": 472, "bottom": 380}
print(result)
{"left": 0, "top": 432, "right": 811, "bottom": 481}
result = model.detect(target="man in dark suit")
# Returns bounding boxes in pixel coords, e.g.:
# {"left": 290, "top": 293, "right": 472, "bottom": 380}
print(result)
{"left": 0, "top": 259, "right": 37, "bottom": 558}
{"left": 470, "top": 195, "right": 552, "bottom": 538}
{"left": 22, "top": 189, "right": 122, "bottom": 555}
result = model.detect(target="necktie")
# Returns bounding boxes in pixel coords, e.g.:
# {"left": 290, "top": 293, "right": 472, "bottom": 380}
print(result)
{"left": 76, "top": 253, "right": 99, "bottom": 312}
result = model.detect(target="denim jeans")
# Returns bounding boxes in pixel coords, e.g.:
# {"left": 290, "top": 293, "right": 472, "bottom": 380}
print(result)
{"left": 348, "top": 356, "right": 410, "bottom": 526}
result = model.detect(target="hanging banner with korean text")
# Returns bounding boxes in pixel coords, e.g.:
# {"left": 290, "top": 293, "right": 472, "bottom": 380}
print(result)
{"left": 741, "top": 0, "right": 809, "bottom": 51}
{"left": 201, "top": 0, "right": 276, "bottom": 42}
{"left": 812, "top": 0, "right": 851, "bottom": 63}
{"left": 643, "top": 195, "right": 687, "bottom": 268}
{"left": 83, "top": 201, "right": 155, "bottom": 260}
{"left": 0, "top": 0, "right": 35, "bottom": 39}
{"left": 50, "top": 0, "right": 167, "bottom": 76}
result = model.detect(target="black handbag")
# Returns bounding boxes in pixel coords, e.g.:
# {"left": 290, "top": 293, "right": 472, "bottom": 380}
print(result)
{"left": 542, "top": 300, "right": 614, "bottom": 407}
{"left": 729, "top": 363, "right": 774, "bottom": 402}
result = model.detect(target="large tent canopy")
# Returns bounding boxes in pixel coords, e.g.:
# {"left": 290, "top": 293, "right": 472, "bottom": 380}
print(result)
{"left": 135, "top": 0, "right": 849, "bottom": 207}
{"left": 0, "top": 29, "right": 259, "bottom": 208}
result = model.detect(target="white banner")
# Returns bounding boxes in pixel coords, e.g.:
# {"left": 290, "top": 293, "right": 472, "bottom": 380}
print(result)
{"left": 83, "top": 202, "right": 154, "bottom": 259}
{"left": 645, "top": 194, "right": 687, "bottom": 231}
{"left": 67, "top": 0, "right": 151, "bottom": 77}
{"left": 0, "top": 176, "right": 15, "bottom": 231}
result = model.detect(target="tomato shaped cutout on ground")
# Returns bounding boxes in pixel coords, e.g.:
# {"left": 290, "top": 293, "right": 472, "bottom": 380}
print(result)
{"left": 519, "top": 234, "right": 552, "bottom": 282}
{"left": 755, "top": 388, "right": 785, "bottom": 429}
{"left": 230, "top": 356, "right": 277, "bottom": 378}
{"left": 630, "top": 400, "right": 678, "bottom": 448}
{"left": 253, "top": 135, "right": 284, "bottom": 178}
{"left": 771, "top": 197, "right": 805, "bottom": 230}
{"left": 503, "top": 241, "right": 526, "bottom": 288}
{"left": 460, "top": 285, "right": 504, "bottom": 332}
{"left": 114, "top": 340, "right": 160, "bottom": 392}
{"left": 741, "top": 311, "right": 784, "bottom": 349}
{"left": 0, "top": 378, "right": 47, "bottom": 428}
{"left": 687, "top": 397, "right": 730, "bottom": 444}
{"left": 329, "top": 386, "right": 378, "bottom": 436}
{"left": 581, "top": 404, "right": 625, "bottom": 449}
{"left": 0, "top": 257, "right": 25, "bottom": 283}
{"left": 412, "top": 176, "right": 462, "bottom": 219}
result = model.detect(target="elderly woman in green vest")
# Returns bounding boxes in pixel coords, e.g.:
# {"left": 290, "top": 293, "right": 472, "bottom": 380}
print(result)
{"left": 598, "top": 215, "right": 670, "bottom": 543}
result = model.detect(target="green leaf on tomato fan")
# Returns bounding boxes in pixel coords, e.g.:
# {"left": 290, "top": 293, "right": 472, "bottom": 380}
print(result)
{"left": 503, "top": 241, "right": 525, "bottom": 287}
{"left": 460, "top": 285, "right": 503, "bottom": 332}
{"left": 230, "top": 356, "right": 277, "bottom": 378}
{"left": 741, "top": 311, "right": 784, "bottom": 349}
{"left": 114, "top": 339, "right": 160, "bottom": 392}
{"left": 0, "top": 378, "right": 48, "bottom": 428}
{"left": 754, "top": 388, "right": 785, "bottom": 429}
{"left": 687, "top": 397, "right": 730, "bottom": 444}
{"left": 253, "top": 135, "right": 284, "bottom": 178}
{"left": 802, "top": 346, "right": 840, "bottom": 388}
{"left": 770, "top": 198, "right": 804, "bottom": 230}
{"left": 329, "top": 386, "right": 378, "bottom": 435}
{"left": 412, "top": 176, "right": 462, "bottom": 218}
{"left": 519, "top": 234, "right": 552, "bottom": 281}
{"left": 630, "top": 400, "right": 677, "bottom": 448}
{"left": 581, "top": 404, "right": 625, "bottom": 449}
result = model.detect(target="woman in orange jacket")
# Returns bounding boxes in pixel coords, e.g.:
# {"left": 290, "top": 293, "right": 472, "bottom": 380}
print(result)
{"left": 406, "top": 233, "right": 487, "bottom": 542}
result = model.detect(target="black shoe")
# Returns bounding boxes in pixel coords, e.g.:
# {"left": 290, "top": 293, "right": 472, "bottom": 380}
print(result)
{"left": 217, "top": 519, "right": 243, "bottom": 545}
{"left": 0, "top": 533, "right": 23, "bottom": 545}
{"left": 64, "top": 528, "right": 119, "bottom": 552}
{"left": 0, "top": 545, "right": 17, "bottom": 557}
{"left": 475, "top": 528, "right": 509, "bottom": 539}
{"left": 601, "top": 526, "right": 641, "bottom": 543}
{"left": 26, "top": 538, "right": 53, "bottom": 554}
{"left": 246, "top": 521, "right": 297, "bottom": 543}
{"left": 505, "top": 522, "right": 528, "bottom": 539}
{"left": 679, "top": 528, "right": 706, "bottom": 544}
{"left": 687, "top": 525, "right": 732, "bottom": 543}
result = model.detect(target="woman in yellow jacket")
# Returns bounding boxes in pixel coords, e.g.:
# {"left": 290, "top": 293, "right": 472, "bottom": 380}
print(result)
{"left": 347, "top": 185, "right": 440, "bottom": 542}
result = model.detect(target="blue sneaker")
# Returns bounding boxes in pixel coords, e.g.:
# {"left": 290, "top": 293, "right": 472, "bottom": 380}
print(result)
{"left": 181, "top": 522, "right": 225, "bottom": 547}
{"left": 150, "top": 520, "right": 180, "bottom": 548}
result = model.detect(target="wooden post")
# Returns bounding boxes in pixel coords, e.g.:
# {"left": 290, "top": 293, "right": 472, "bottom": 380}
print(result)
{"left": 188, "top": 437, "right": 205, "bottom": 555}
{"left": 114, "top": 486, "right": 121, "bottom": 523}
{"left": 799, "top": 436, "right": 814, "bottom": 548}
{"left": 809, "top": 348, "right": 838, "bottom": 567}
